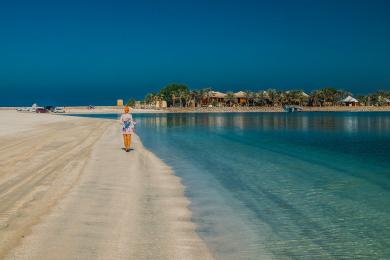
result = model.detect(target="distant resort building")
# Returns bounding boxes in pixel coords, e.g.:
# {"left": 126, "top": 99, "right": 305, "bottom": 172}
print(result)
{"left": 234, "top": 91, "right": 248, "bottom": 105}
{"left": 200, "top": 90, "right": 311, "bottom": 107}
{"left": 203, "top": 91, "right": 227, "bottom": 107}
{"left": 117, "top": 99, "right": 124, "bottom": 106}
{"left": 342, "top": 96, "right": 359, "bottom": 106}
{"left": 155, "top": 100, "right": 167, "bottom": 109}
{"left": 202, "top": 91, "right": 249, "bottom": 106}
{"left": 284, "top": 90, "right": 309, "bottom": 98}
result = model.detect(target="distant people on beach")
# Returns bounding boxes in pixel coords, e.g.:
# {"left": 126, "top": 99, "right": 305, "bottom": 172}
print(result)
{"left": 120, "top": 106, "right": 136, "bottom": 152}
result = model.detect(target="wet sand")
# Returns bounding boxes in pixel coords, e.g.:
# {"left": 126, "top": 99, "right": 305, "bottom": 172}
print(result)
{"left": 0, "top": 111, "right": 212, "bottom": 259}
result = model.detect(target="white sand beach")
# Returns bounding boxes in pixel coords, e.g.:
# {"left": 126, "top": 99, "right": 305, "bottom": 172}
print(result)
{"left": 0, "top": 111, "right": 212, "bottom": 259}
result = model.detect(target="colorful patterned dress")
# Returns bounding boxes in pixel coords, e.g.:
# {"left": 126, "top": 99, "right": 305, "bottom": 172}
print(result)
{"left": 120, "top": 113, "right": 135, "bottom": 134}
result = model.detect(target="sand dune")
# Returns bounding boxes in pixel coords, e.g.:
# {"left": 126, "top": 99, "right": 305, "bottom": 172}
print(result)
{"left": 0, "top": 111, "right": 212, "bottom": 259}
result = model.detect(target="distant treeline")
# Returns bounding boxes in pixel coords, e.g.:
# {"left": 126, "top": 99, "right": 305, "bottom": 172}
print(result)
{"left": 128, "top": 83, "right": 390, "bottom": 107}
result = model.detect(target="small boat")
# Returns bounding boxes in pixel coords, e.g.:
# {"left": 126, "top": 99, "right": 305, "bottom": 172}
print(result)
{"left": 284, "top": 105, "right": 303, "bottom": 112}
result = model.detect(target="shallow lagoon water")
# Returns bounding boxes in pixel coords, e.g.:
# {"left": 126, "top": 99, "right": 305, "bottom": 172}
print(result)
{"left": 70, "top": 112, "right": 390, "bottom": 259}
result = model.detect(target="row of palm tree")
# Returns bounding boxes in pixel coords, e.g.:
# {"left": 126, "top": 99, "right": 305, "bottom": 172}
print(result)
{"left": 142, "top": 84, "right": 389, "bottom": 108}
{"left": 145, "top": 85, "right": 213, "bottom": 108}
{"left": 356, "top": 91, "right": 390, "bottom": 106}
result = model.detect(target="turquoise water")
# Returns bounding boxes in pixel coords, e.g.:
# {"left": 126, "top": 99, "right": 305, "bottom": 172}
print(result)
{"left": 69, "top": 112, "right": 390, "bottom": 259}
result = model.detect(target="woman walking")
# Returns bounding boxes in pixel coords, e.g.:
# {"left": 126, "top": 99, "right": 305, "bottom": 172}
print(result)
{"left": 120, "top": 106, "right": 136, "bottom": 152}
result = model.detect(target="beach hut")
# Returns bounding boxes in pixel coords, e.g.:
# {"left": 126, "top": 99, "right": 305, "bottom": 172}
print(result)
{"left": 301, "top": 91, "right": 310, "bottom": 98}
{"left": 202, "top": 91, "right": 227, "bottom": 106}
{"left": 211, "top": 91, "right": 227, "bottom": 98}
{"left": 210, "top": 91, "right": 226, "bottom": 106}
{"left": 234, "top": 91, "right": 247, "bottom": 105}
{"left": 342, "top": 96, "right": 359, "bottom": 106}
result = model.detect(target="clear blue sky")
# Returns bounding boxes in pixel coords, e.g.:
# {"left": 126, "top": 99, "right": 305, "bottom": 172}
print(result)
{"left": 1, "top": 0, "right": 389, "bottom": 105}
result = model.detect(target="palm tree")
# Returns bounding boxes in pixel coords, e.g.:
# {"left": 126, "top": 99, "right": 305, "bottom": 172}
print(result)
{"left": 254, "top": 91, "right": 266, "bottom": 106}
{"left": 159, "top": 83, "right": 189, "bottom": 107}
{"left": 126, "top": 98, "right": 136, "bottom": 107}
{"left": 280, "top": 91, "right": 288, "bottom": 105}
{"left": 284, "top": 91, "right": 292, "bottom": 105}
{"left": 310, "top": 90, "right": 323, "bottom": 107}
{"left": 193, "top": 89, "right": 204, "bottom": 107}
{"left": 202, "top": 87, "right": 212, "bottom": 106}
{"left": 244, "top": 91, "right": 255, "bottom": 106}
{"left": 335, "top": 89, "right": 351, "bottom": 105}
{"left": 370, "top": 91, "right": 387, "bottom": 106}
{"left": 171, "top": 92, "right": 177, "bottom": 107}
{"left": 176, "top": 88, "right": 189, "bottom": 107}
{"left": 144, "top": 92, "right": 160, "bottom": 107}
{"left": 265, "top": 89, "right": 281, "bottom": 106}
{"left": 225, "top": 92, "right": 236, "bottom": 107}
{"left": 285, "top": 90, "right": 306, "bottom": 106}
{"left": 298, "top": 91, "right": 309, "bottom": 106}
{"left": 187, "top": 90, "right": 197, "bottom": 107}
{"left": 321, "top": 87, "right": 338, "bottom": 106}
{"left": 357, "top": 95, "right": 369, "bottom": 106}
{"left": 197, "top": 89, "right": 206, "bottom": 107}
{"left": 370, "top": 90, "right": 390, "bottom": 106}
{"left": 316, "top": 88, "right": 350, "bottom": 106}
{"left": 144, "top": 93, "right": 153, "bottom": 105}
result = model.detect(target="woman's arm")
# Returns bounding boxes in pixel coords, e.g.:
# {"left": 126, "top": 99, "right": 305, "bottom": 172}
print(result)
{"left": 120, "top": 115, "right": 125, "bottom": 127}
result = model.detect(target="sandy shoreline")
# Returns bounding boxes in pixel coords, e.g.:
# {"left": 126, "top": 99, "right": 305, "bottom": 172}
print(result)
{"left": 0, "top": 111, "right": 212, "bottom": 259}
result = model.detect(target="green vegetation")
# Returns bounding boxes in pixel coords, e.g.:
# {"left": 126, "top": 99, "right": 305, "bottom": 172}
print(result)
{"left": 358, "top": 90, "right": 390, "bottom": 106}
{"left": 141, "top": 84, "right": 390, "bottom": 108}
{"left": 126, "top": 98, "right": 136, "bottom": 107}
{"left": 159, "top": 83, "right": 189, "bottom": 107}
{"left": 225, "top": 92, "right": 236, "bottom": 107}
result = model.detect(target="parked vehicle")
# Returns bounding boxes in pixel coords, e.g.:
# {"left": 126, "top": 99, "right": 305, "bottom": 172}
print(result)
{"left": 45, "top": 106, "right": 55, "bottom": 112}
{"left": 54, "top": 107, "right": 65, "bottom": 113}
{"left": 36, "top": 107, "right": 48, "bottom": 113}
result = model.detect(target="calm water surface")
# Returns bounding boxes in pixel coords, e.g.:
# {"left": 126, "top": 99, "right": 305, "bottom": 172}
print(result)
{"left": 70, "top": 112, "right": 390, "bottom": 259}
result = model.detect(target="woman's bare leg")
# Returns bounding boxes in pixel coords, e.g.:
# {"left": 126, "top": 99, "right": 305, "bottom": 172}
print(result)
{"left": 123, "top": 135, "right": 128, "bottom": 150}
{"left": 127, "top": 134, "right": 132, "bottom": 149}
